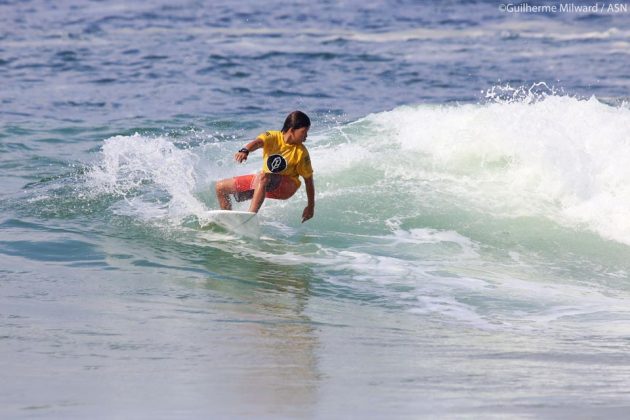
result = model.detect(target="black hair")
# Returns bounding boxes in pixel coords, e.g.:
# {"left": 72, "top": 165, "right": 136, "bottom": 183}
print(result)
{"left": 281, "top": 110, "right": 311, "bottom": 133}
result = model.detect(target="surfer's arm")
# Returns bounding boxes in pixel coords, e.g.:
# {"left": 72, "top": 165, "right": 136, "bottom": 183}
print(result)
{"left": 235, "top": 138, "right": 264, "bottom": 163}
{"left": 302, "top": 176, "right": 315, "bottom": 223}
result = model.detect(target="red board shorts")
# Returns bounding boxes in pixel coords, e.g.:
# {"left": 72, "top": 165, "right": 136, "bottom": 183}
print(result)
{"left": 233, "top": 173, "right": 298, "bottom": 201}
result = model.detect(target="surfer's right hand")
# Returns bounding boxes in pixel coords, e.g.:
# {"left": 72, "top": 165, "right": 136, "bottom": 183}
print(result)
{"left": 235, "top": 150, "right": 249, "bottom": 163}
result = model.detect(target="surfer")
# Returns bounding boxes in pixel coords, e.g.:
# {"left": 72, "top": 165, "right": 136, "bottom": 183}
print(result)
{"left": 215, "top": 110, "right": 315, "bottom": 223}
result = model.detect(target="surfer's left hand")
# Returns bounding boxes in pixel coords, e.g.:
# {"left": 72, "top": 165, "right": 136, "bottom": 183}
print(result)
{"left": 301, "top": 205, "right": 314, "bottom": 223}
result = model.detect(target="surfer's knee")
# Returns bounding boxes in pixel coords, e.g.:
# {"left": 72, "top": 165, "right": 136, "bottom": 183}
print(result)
{"left": 257, "top": 172, "right": 272, "bottom": 188}
{"left": 215, "top": 178, "right": 233, "bottom": 195}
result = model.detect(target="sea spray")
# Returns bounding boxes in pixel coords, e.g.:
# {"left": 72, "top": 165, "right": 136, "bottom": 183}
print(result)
{"left": 87, "top": 134, "right": 207, "bottom": 223}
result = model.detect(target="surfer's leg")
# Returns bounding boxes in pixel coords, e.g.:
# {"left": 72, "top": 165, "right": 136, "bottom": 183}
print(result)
{"left": 215, "top": 177, "right": 235, "bottom": 210}
{"left": 248, "top": 174, "right": 297, "bottom": 212}
{"left": 249, "top": 172, "right": 271, "bottom": 213}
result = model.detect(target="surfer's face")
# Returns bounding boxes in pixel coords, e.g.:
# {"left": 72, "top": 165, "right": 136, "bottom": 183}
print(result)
{"left": 293, "top": 126, "right": 309, "bottom": 143}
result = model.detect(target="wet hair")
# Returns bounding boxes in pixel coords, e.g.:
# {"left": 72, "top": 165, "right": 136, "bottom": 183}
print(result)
{"left": 281, "top": 110, "right": 311, "bottom": 133}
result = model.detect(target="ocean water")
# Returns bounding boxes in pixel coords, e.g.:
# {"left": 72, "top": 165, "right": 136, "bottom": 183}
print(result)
{"left": 2, "top": 0, "right": 630, "bottom": 418}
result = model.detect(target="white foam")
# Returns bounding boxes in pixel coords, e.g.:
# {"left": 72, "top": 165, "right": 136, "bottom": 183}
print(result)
{"left": 360, "top": 94, "right": 630, "bottom": 245}
{"left": 87, "top": 133, "right": 207, "bottom": 223}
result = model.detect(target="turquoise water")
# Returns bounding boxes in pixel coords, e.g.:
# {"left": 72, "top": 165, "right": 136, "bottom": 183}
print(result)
{"left": 3, "top": 1, "right": 630, "bottom": 418}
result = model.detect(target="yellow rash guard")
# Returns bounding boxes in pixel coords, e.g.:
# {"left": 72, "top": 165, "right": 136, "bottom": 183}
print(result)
{"left": 257, "top": 130, "right": 313, "bottom": 188}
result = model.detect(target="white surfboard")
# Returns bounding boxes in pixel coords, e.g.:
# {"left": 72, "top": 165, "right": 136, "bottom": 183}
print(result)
{"left": 203, "top": 210, "right": 260, "bottom": 239}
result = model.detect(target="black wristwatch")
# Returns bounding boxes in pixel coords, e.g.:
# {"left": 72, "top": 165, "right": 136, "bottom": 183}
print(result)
{"left": 238, "top": 148, "right": 249, "bottom": 155}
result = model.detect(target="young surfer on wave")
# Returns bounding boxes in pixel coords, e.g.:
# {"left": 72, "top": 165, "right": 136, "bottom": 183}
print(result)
{"left": 215, "top": 110, "right": 315, "bottom": 223}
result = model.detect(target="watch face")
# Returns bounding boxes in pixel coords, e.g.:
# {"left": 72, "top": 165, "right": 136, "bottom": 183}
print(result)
{"left": 267, "top": 154, "right": 287, "bottom": 173}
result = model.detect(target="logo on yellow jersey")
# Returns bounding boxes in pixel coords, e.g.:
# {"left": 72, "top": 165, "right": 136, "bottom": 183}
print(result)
{"left": 267, "top": 154, "right": 287, "bottom": 173}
